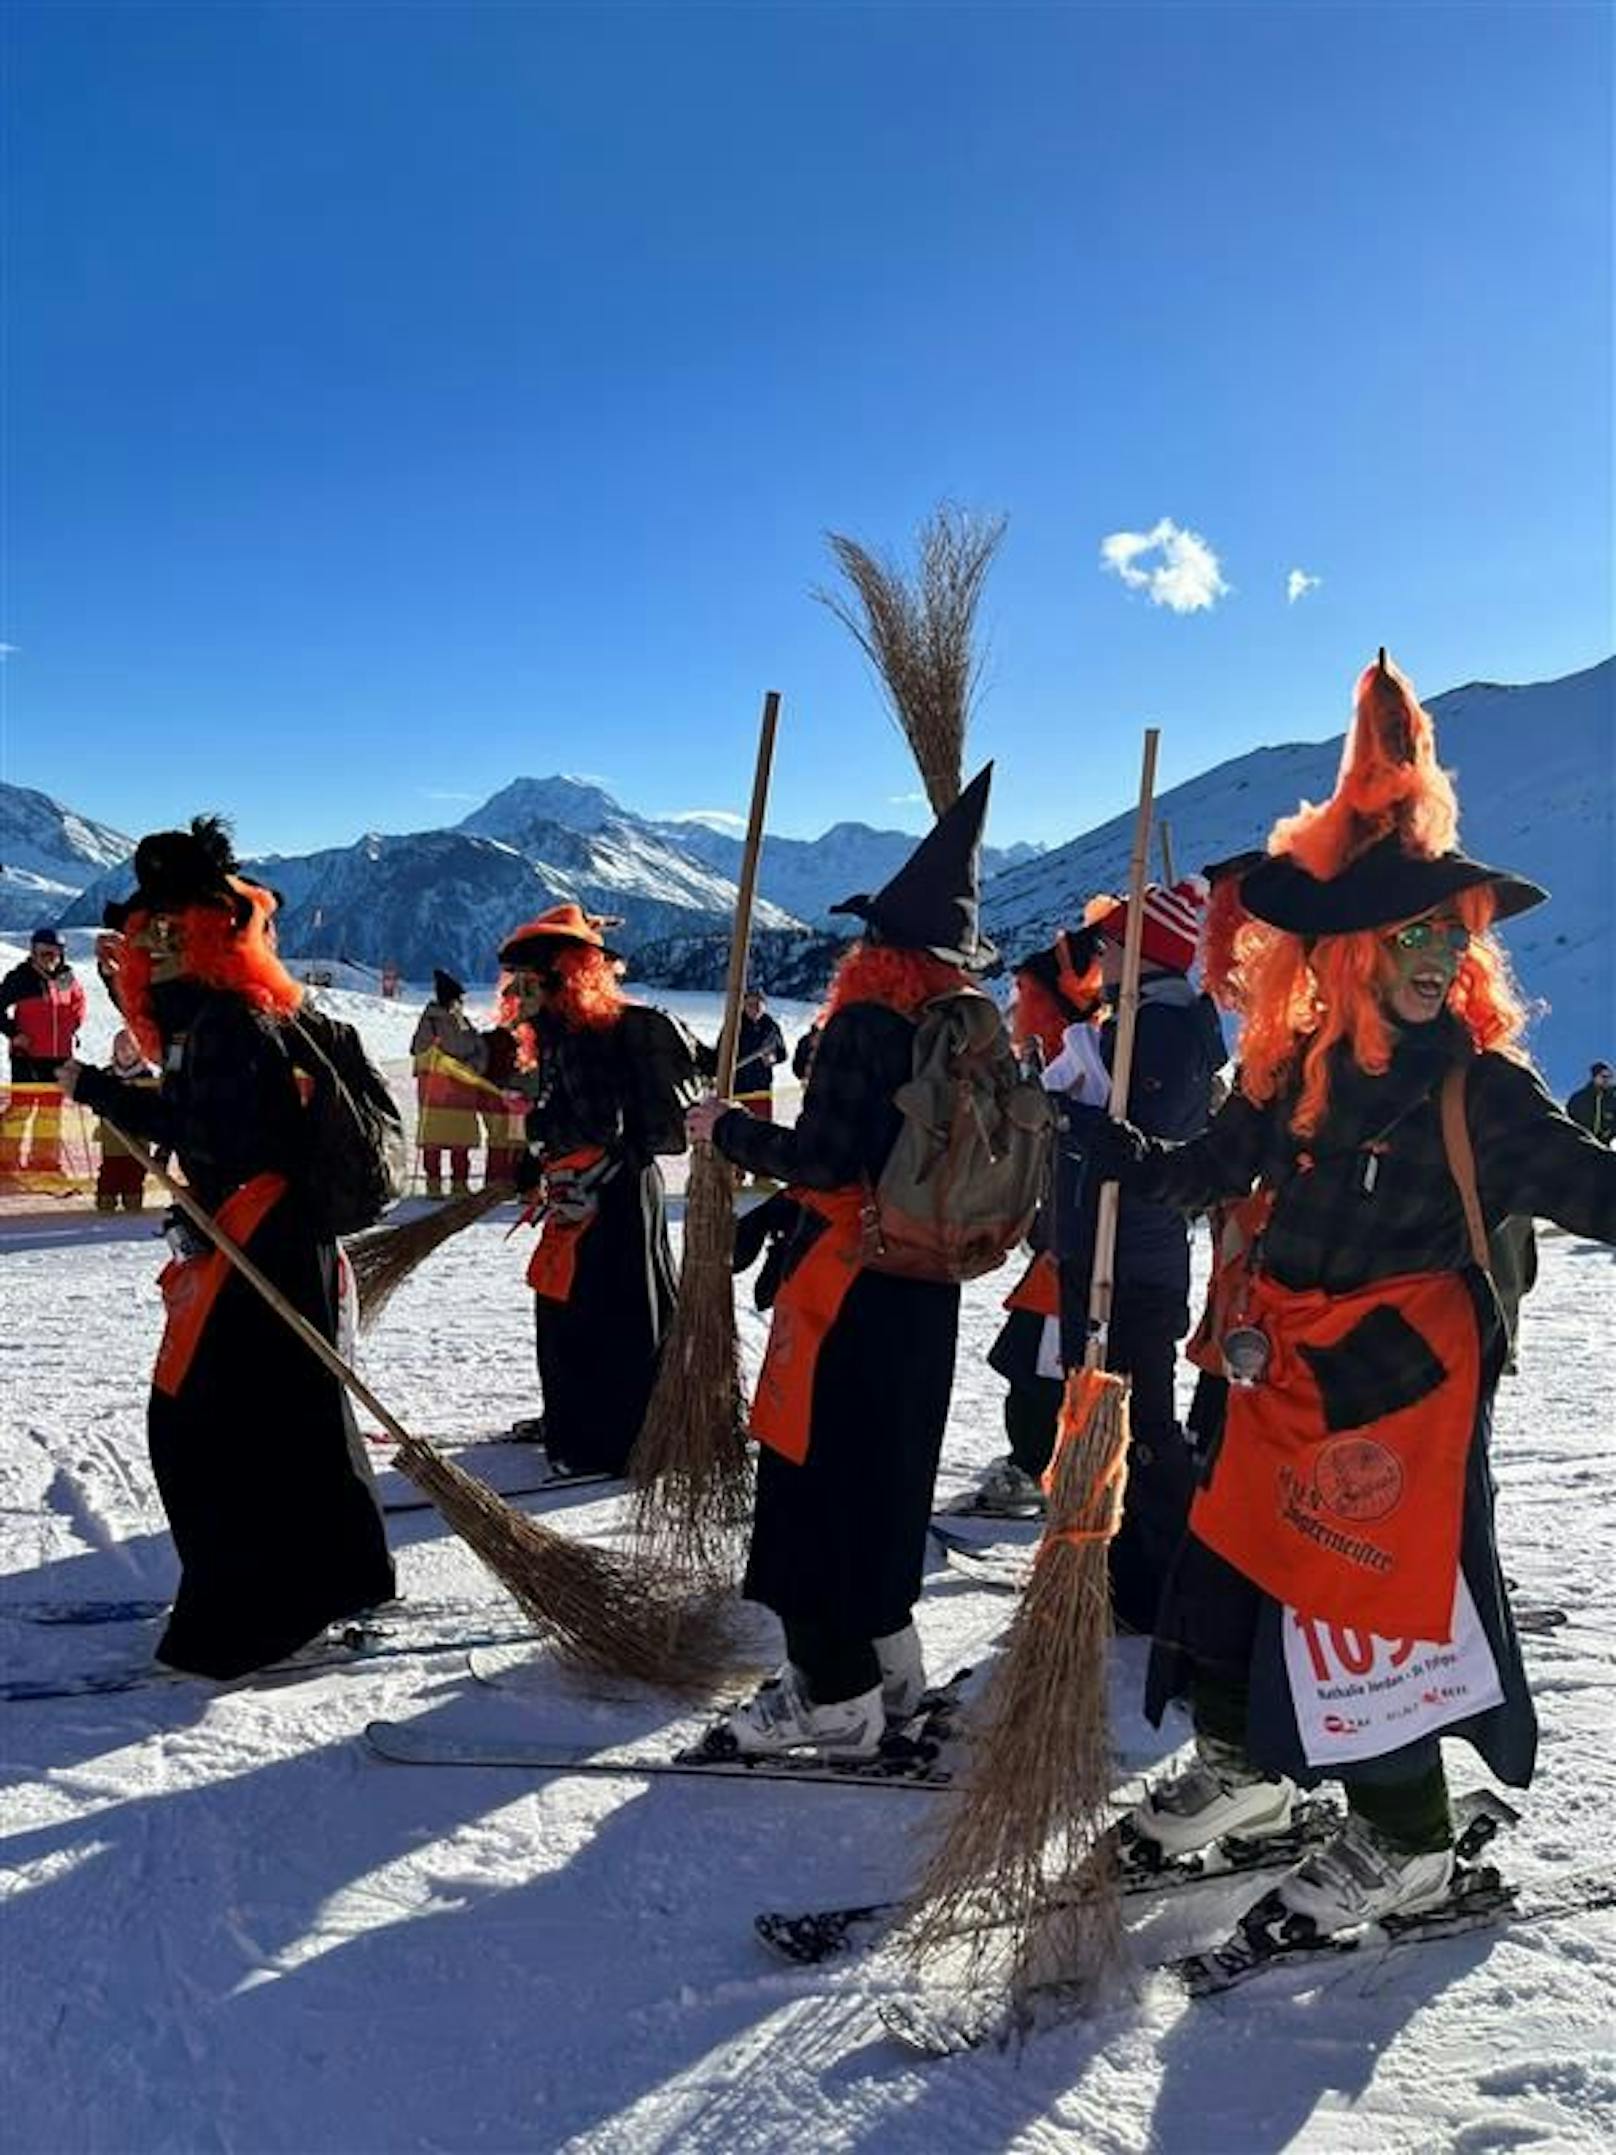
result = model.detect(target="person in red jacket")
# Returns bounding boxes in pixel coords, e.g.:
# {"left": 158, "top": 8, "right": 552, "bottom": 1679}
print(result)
{"left": 0, "top": 926, "right": 87, "bottom": 1186}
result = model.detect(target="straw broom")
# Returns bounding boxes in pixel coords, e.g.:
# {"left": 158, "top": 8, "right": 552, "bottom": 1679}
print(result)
{"left": 100, "top": 1122, "right": 735, "bottom": 1693}
{"left": 349, "top": 1181, "right": 513, "bottom": 1330}
{"left": 818, "top": 504, "right": 1006, "bottom": 815}
{"left": 900, "top": 728, "right": 1161, "bottom": 2006}
{"left": 626, "top": 690, "right": 781, "bottom": 1587}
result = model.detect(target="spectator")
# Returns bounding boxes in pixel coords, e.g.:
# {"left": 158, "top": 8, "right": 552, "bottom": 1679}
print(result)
{"left": 93, "top": 1028, "right": 160, "bottom": 1211}
{"left": 410, "top": 970, "right": 485, "bottom": 1195}
{"left": 1566, "top": 1061, "right": 1614, "bottom": 1145}
{"left": 0, "top": 926, "right": 86, "bottom": 1188}
{"left": 733, "top": 988, "right": 788, "bottom": 1122}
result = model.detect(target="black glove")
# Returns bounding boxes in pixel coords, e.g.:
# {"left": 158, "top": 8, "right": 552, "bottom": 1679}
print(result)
{"left": 1059, "top": 1101, "right": 1149, "bottom": 1183}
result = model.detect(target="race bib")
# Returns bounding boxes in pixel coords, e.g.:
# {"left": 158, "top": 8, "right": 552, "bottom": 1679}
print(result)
{"left": 1283, "top": 1574, "right": 1503, "bottom": 1766}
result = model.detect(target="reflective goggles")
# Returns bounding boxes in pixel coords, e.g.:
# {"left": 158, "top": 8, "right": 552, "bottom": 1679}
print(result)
{"left": 1384, "top": 918, "right": 1470, "bottom": 956}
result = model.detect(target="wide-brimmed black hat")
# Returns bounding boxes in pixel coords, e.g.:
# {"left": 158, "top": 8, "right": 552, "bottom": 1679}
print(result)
{"left": 434, "top": 968, "right": 466, "bottom": 1005}
{"left": 112, "top": 815, "right": 254, "bottom": 927}
{"left": 1240, "top": 833, "right": 1547, "bottom": 936}
{"left": 830, "top": 763, "right": 999, "bottom": 972}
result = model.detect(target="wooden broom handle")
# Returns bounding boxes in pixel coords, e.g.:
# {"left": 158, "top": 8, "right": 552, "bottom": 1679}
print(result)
{"left": 97, "top": 1117, "right": 419, "bottom": 1457}
{"left": 712, "top": 689, "right": 781, "bottom": 1098}
{"left": 1085, "top": 727, "right": 1159, "bottom": 1368}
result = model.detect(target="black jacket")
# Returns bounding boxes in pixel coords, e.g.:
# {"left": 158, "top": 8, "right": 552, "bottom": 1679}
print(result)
{"left": 1566, "top": 1080, "right": 1616, "bottom": 1145}
{"left": 1132, "top": 1014, "right": 1616, "bottom": 1294}
{"left": 734, "top": 1011, "right": 787, "bottom": 1097}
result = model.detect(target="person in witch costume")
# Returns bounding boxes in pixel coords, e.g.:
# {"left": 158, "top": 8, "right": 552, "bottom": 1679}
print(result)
{"left": 687, "top": 768, "right": 996, "bottom": 1756}
{"left": 58, "top": 818, "right": 395, "bottom": 1679}
{"left": 1073, "top": 654, "right": 1616, "bottom": 1937}
{"left": 485, "top": 904, "right": 698, "bottom": 1477}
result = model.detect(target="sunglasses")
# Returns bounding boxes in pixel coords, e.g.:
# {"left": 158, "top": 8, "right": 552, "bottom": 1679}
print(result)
{"left": 1385, "top": 919, "right": 1470, "bottom": 955}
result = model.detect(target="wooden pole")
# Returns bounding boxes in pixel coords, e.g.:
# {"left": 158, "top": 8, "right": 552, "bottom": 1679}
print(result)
{"left": 712, "top": 690, "right": 781, "bottom": 1097}
{"left": 1084, "top": 727, "right": 1158, "bottom": 1370}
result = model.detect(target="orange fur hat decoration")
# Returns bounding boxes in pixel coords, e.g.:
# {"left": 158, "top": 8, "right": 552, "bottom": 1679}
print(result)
{"left": 1239, "top": 651, "right": 1546, "bottom": 936}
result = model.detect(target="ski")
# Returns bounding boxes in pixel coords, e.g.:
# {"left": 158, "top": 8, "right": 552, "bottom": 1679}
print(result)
{"left": 936, "top": 1541, "right": 1033, "bottom": 1594}
{"left": 753, "top": 1795, "right": 1351, "bottom": 1966}
{"left": 1, "top": 1616, "right": 538, "bottom": 1702}
{"left": 877, "top": 1791, "right": 1543, "bottom": 2054}
{"left": 380, "top": 1465, "right": 615, "bottom": 1516}
{"left": 7, "top": 1592, "right": 512, "bottom": 1629}
{"left": 365, "top": 1673, "right": 971, "bottom": 1791}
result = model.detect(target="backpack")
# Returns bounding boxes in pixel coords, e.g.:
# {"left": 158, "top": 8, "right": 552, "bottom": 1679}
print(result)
{"left": 863, "top": 989, "right": 1056, "bottom": 1283}
{"left": 286, "top": 1007, "right": 408, "bottom": 1237}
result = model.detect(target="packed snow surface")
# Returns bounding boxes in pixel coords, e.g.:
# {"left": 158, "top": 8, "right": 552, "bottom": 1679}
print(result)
{"left": 2, "top": 991, "right": 1614, "bottom": 2153}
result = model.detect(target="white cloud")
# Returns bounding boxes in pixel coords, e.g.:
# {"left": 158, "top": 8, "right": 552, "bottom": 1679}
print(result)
{"left": 1099, "top": 519, "right": 1229, "bottom": 614}
{"left": 0, "top": 643, "right": 17, "bottom": 658}
{"left": 1286, "top": 568, "right": 1323, "bottom": 604}
{"left": 888, "top": 790, "right": 929, "bottom": 807}
{"left": 664, "top": 808, "right": 746, "bottom": 831}
{"left": 417, "top": 787, "right": 479, "bottom": 803}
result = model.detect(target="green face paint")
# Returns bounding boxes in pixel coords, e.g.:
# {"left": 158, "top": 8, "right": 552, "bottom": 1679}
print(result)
{"left": 1382, "top": 913, "right": 1467, "bottom": 1022}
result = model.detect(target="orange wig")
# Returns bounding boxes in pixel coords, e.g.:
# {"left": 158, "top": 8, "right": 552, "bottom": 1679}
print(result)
{"left": 119, "top": 888, "right": 302, "bottom": 1063}
{"left": 497, "top": 943, "right": 628, "bottom": 1068}
{"left": 1235, "top": 884, "right": 1530, "bottom": 1136}
{"left": 822, "top": 942, "right": 972, "bottom": 1023}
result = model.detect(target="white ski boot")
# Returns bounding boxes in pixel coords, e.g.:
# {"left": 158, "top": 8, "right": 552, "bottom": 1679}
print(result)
{"left": 974, "top": 1458, "right": 1047, "bottom": 1518}
{"left": 1273, "top": 1814, "right": 1455, "bottom": 1935}
{"left": 720, "top": 1667, "right": 884, "bottom": 1759}
{"left": 1128, "top": 1734, "right": 1296, "bottom": 1859}
{"left": 874, "top": 1624, "right": 927, "bottom": 1724}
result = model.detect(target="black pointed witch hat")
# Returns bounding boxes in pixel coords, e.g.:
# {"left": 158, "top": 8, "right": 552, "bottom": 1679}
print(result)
{"left": 829, "top": 763, "right": 999, "bottom": 971}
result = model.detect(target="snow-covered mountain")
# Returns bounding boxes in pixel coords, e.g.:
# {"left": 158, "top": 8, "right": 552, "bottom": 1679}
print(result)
{"left": 653, "top": 815, "right": 1043, "bottom": 927}
{"left": 983, "top": 657, "right": 1614, "bottom": 1092}
{"left": 65, "top": 816, "right": 804, "bottom": 984}
{"left": 0, "top": 781, "right": 133, "bottom": 932}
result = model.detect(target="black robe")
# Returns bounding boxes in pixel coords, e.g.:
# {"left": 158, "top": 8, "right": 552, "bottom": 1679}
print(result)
{"left": 716, "top": 1001, "right": 960, "bottom": 1639}
{"left": 73, "top": 984, "right": 395, "bottom": 1677}
{"left": 514, "top": 1006, "right": 688, "bottom": 1476}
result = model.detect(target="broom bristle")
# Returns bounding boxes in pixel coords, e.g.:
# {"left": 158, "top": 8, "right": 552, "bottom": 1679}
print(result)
{"left": 898, "top": 1367, "right": 1132, "bottom": 1999}
{"left": 818, "top": 503, "right": 1006, "bottom": 816}
{"left": 350, "top": 1184, "right": 511, "bottom": 1330}
{"left": 627, "top": 1146, "right": 755, "bottom": 1588}
{"left": 392, "top": 1436, "right": 739, "bottom": 1693}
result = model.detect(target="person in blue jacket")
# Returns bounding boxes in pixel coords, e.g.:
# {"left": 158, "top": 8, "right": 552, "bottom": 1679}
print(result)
{"left": 1053, "top": 878, "right": 1226, "bottom": 1632}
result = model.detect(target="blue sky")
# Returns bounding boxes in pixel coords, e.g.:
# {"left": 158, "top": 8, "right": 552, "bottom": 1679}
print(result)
{"left": 3, "top": 2, "right": 1611, "bottom": 857}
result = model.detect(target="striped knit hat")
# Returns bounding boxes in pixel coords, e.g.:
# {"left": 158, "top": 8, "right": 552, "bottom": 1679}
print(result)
{"left": 1093, "top": 876, "right": 1208, "bottom": 974}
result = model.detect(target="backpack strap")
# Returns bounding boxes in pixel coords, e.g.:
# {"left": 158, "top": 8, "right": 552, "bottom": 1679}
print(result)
{"left": 1439, "top": 1060, "right": 1492, "bottom": 1276}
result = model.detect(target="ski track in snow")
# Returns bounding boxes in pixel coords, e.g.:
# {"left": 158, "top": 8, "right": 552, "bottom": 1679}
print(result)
{"left": 2, "top": 1085, "right": 1613, "bottom": 2148}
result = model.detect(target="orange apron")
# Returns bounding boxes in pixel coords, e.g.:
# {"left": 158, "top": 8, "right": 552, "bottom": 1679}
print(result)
{"left": 749, "top": 1186, "right": 870, "bottom": 1465}
{"left": 1189, "top": 1265, "right": 1482, "bottom": 1642}
{"left": 153, "top": 1174, "right": 286, "bottom": 1398}
{"left": 525, "top": 1145, "right": 606, "bottom": 1304}
{"left": 1003, "top": 1248, "right": 1060, "bottom": 1318}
